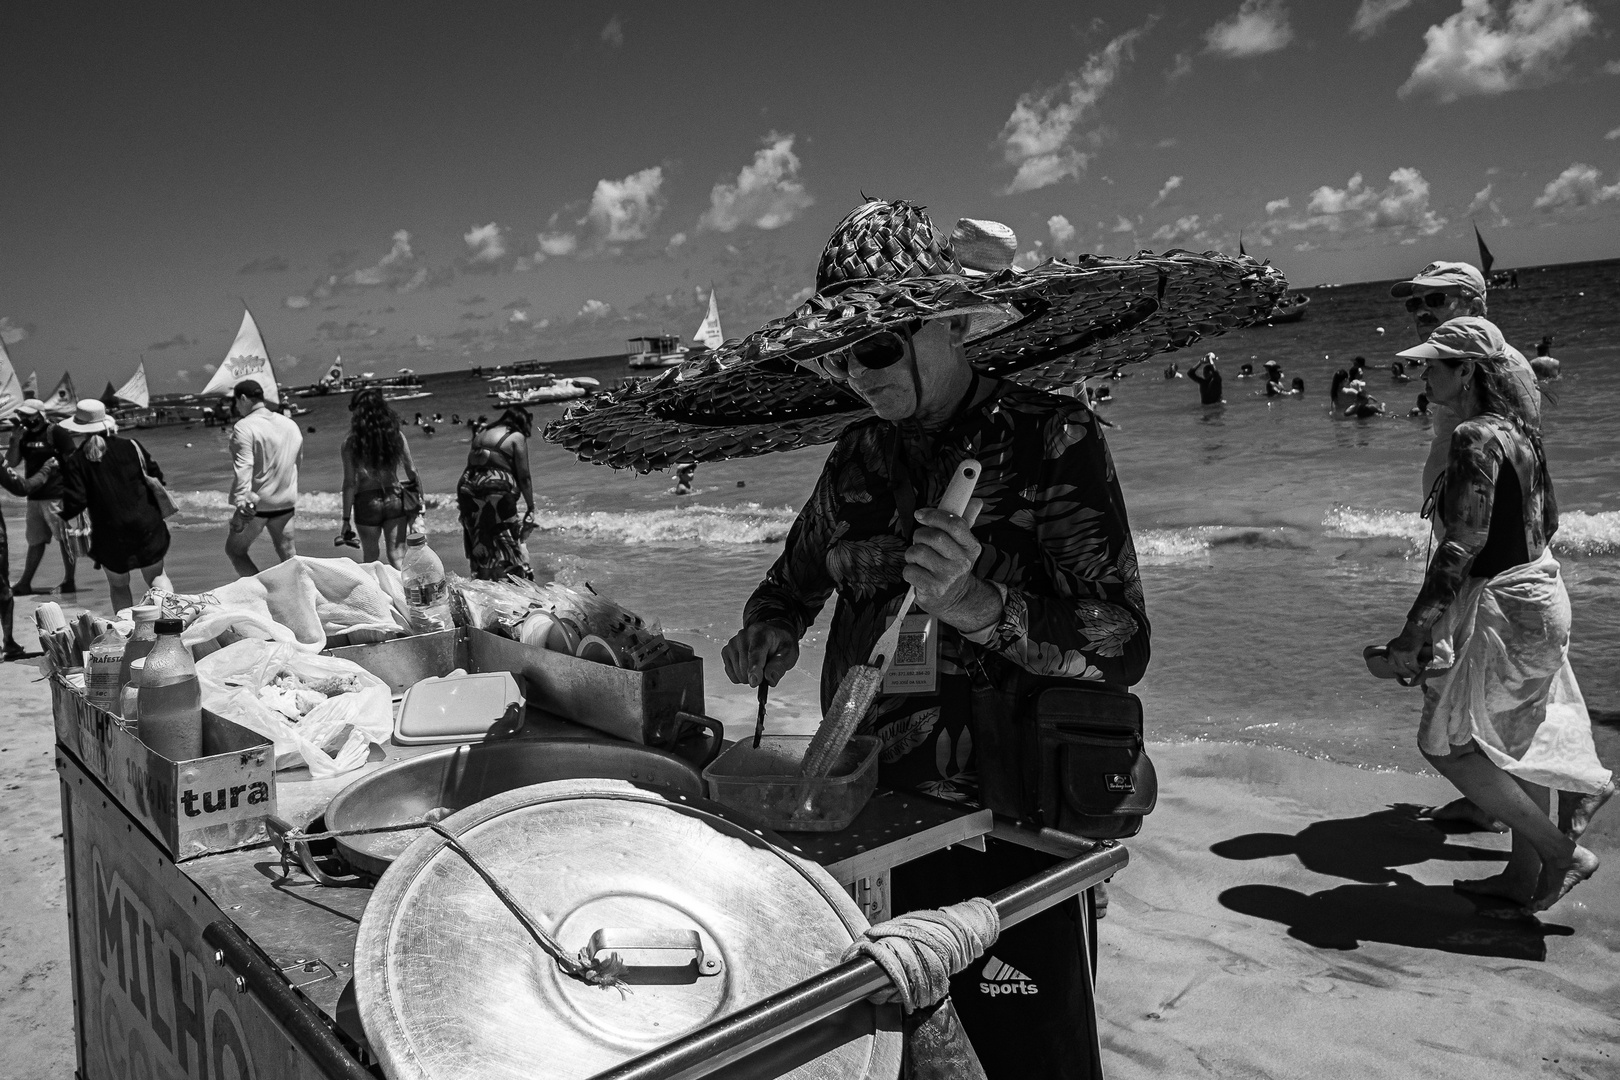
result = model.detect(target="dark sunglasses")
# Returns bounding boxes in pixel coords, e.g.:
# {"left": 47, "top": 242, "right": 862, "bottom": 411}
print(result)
{"left": 1404, "top": 291, "right": 1452, "bottom": 313}
{"left": 819, "top": 319, "right": 924, "bottom": 380}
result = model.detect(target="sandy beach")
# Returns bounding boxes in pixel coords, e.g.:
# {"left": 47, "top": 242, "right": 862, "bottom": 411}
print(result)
{"left": 3, "top": 595, "right": 1615, "bottom": 1080}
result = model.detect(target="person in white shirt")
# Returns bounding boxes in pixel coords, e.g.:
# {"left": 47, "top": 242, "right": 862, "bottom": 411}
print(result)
{"left": 225, "top": 380, "right": 303, "bottom": 576}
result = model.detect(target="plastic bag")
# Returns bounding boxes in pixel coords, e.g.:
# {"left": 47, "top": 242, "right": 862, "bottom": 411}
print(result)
{"left": 447, "top": 574, "right": 538, "bottom": 634}
{"left": 196, "top": 639, "right": 393, "bottom": 778}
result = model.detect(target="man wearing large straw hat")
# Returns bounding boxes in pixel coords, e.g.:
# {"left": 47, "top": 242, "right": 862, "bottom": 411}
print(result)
{"left": 550, "top": 199, "right": 1285, "bottom": 1077}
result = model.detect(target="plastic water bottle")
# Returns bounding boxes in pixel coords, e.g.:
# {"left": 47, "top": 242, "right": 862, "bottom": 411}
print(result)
{"left": 116, "top": 605, "right": 162, "bottom": 712}
{"left": 120, "top": 658, "right": 146, "bottom": 728}
{"left": 401, "top": 534, "right": 453, "bottom": 633}
{"left": 87, "top": 627, "right": 128, "bottom": 713}
{"left": 137, "top": 619, "right": 203, "bottom": 761}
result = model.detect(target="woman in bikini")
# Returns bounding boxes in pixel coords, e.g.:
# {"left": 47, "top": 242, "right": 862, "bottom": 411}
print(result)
{"left": 1383, "top": 318, "right": 1610, "bottom": 913}
{"left": 456, "top": 405, "right": 534, "bottom": 580}
{"left": 339, "top": 389, "right": 421, "bottom": 567}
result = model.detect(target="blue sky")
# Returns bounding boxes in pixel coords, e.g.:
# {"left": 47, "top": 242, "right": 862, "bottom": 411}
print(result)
{"left": 2, "top": 0, "right": 1617, "bottom": 390}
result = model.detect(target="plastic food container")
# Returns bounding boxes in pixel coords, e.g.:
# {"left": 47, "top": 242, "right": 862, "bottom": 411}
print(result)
{"left": 703, "top": 735, "right": 880, "bottom": 833}
{"left": 395, "top": 670, "right": 525, "bottom": 744}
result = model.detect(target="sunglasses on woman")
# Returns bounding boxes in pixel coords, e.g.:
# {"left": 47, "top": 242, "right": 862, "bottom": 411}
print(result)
{"left": 1404, "top": 291, "right": 1452, "bottom": 313}
{"left": 817, "top": 319, "right": 925, "bottom": 380}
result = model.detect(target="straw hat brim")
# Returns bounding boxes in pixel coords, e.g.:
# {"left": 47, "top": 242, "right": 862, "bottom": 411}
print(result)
{"left": 547, "top": 249, "right": 1287, "bottom": 471}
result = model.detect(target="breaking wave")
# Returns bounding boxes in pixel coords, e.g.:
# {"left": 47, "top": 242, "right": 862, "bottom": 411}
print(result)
{"left": 1326, "top": 505, "right": 1620, "bottom": 556}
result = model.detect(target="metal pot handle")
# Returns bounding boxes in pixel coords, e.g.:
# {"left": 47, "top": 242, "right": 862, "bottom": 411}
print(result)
{"left": 584, "top": 929, "right": 723, "bottom": 978}
{"left": 674, "top": 711, "right": 726, "bottom": 769}
{"left": 265, "top": 815, "right": 371, "bottom": 889}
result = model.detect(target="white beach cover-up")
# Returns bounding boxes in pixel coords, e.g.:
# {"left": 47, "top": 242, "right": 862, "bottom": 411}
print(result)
{"left": 1421, "top": 549, "right": 1610, "bottom": 794}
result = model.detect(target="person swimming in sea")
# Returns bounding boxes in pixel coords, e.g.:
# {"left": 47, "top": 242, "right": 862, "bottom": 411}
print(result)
{"left": 1238, "top": 362, "right": 1255, "bottom": 378}
{"left": 1391, "top": 360, "right": 1411, "bottom": 382}
{"left": 673, "top": 462, "right": 696, "bottom": 496}
{"left": 1187, "top": 352, "right": 1224, "bottom": 406}
{"left": 1409, "top": 392, "right": 1431, "bottom": 417}
{"left": 1342, "top": 382, "right": 1386, "bottom": 418}
{"left": 1290, "top": 377, "right": 1305, "bottom": 395}
{"left": 1530, "top": 335, "right": 1560, "bottom": 381}
{"left": 1164, "top": 361, "right": 1182, "bottom": 379}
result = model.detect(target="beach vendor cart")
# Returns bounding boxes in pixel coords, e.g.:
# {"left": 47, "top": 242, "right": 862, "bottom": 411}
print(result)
{"left": 545, "top": 200, "right": 1287, "bottom": 1076}
{"left": 46, "top": 554, "right": 1126, "bottom": 1080}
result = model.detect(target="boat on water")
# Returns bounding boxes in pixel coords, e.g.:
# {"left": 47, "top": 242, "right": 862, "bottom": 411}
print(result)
{"left": 488, "top": 373, "right": 600, "bottom": 406}
{"left": 202, "top": 308, "right": 286, "bottom": 404}
{"left": 626, "top": 335, "right": 689, "bottom": 369}
{"left": 1265, "top": 293, "right": 1310, "bottom": 324}
{"left": 293, "top": 355, "right": 362, "bottom": 397}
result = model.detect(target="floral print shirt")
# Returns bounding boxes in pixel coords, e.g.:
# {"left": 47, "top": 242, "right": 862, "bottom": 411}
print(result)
{"left": 1410, "top": 413, "right": 1555, "bottom": 629}
{"left": 746, "top": 381, "right": 1151, "bottom": 717}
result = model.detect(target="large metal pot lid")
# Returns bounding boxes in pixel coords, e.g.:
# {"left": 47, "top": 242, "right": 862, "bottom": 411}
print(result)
{"left": 355, "top": 778, "right": 901, "bottom": 1080}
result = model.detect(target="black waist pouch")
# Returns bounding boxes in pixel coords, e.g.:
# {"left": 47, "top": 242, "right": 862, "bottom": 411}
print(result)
{"left": 969, "top": 653, "right": 1157, "bottom": 840}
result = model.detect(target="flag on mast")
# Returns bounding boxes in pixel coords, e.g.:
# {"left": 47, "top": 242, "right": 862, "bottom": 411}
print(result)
{"left": 692, "top": 289, "right": 724, "bottom": 349}
{"left": 1239, "top": 233, "right": 1247, "bottom": 257}
{"left": 1474, "top": 224, "right": 1494, "bottom": 279}
{"left": 0, "top": 338, "right": 25, "bottom": 422}
{"left": 201, "top": 308, "right": 280, "bottom": 403}
{"left": 113, "top": 360, "right": 150, "bottom": 408}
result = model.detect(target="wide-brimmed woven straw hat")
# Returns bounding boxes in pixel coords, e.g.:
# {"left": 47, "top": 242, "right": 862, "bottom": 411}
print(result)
{"left": 547, "top": 199, "right": 1287, "bottom": 471}
{"left": 59, "top": 399, "right": 114, "bottom": 434}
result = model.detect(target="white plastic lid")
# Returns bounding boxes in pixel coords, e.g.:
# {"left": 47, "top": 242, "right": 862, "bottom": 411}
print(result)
{"left": 131, "top": 605, "right": 162, "bottom": 623}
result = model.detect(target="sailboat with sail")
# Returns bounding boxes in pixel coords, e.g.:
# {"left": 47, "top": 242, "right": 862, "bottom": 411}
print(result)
{"left": 202, "top": 308, "right": 282, "bottom": 404}
{"left": 0, "top": 338, "right": 27, "bottom": 427}
{"left": 44, "top": 373, "right": 78, "bottom": 418}
{"left": 22, "top": 371, "right": 37, "bottom": 399}
{"left": 693, "top": 289, "right": 724, "bottom": 350}
{"left": 294, "top": 354, "right": 359, "bottom": 397}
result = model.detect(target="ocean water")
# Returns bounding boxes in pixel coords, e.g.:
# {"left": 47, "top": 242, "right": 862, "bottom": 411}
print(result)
{"left": 12, "top": 258, "right": 1617, "bottom": 771}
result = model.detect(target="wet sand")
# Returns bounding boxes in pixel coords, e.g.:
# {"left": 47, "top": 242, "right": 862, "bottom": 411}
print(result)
{"left": 2, "top": 595, "right": 1615, "bottom": 1079}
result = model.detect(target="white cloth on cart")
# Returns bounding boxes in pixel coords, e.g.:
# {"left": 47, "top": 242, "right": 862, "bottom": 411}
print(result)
{"left": 145, "top": 556, "right": 409, "bottom": 651}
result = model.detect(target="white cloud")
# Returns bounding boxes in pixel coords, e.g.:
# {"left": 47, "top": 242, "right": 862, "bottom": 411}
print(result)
{"left": 0, "top": 316, "right": 31, "bottom": 345}
{"left": 666, "top": 231, "right": 687, "bottom": 254}
{"left": 1533, "top": 162, "right": 1620, "bottom": 209}
{"left": 1167, "top": 51, "right": 1195, "bottom": 82}
{"left": 203, "top": 363, "right": 218, "bottom": 373}
{"left": 1265, "top": 196, "right": 1292, "bottom": 214}
{"left": 1151, "top": 175, "right": 1184, "bottom": 207}
{"left": 1350, "top": 0, "right": 1418, "bottom": 37}
{"left": 464, "top": 222, "right": 507, "bottom": 264}
{"left": 174, "top": 369, "right": 190, "bottom": 381}
{"left": 578, "top": 299, "right": 611, "bottom": 319}
{"left": 1467, "top": 183, "right": 1495, "bottom": 214}
{"left": 538, "top": 231, "right": 578, "bottom": 257}
{"left": 1048, "top": 214, "right": 1076, "bottom": 245}
{"left": 587, "top": 166, "right": 664, "bottom": 243}
{"left": 1205, "top": 0, "right": 1295, "bottom": 58}
{"left": 600, "top": 15, "right": 624, "bottom": 48}
{"left": 1605, "top": 59, "right": 1620, "bottom": 73}
{"left": 351, "top": 230, "right": 414, "bottom": 286}
{"left": 1014, "top": 242, "right": 1046, "bottom": 270}
{"left": 1399, "top": 0, "right": 1598, "bottom": 102}
{"left": 699, "top": 134, "right": 814, "bottom": 232}
{"left": 413, "top": 334, "right": 435, "bottom": 349}
{"left": 1111, "top": 215, "right": 1135, "bottom": 232}
{"left": 278, "top": 353, "right": 301, "bottom": 370}
{"left": 997, "top": 23, "right": 1150, "bottom": 194}
{"left": 1605, "top": 125, "right": 1620, "bottom": 139}
{"left": 1293, "top": 167, "right": 1447, "bottom": 233}
{"left": 1151, "top": 214, "right": 1205, "bottom": 245}
{"left": 1155, "top": 138, "right": 1179, "bottom": 149}
{"left": 284, "top": 296, "right": 311, "bottom": 310}
{"left": 508, "top": 309, "right": 530, "bottom": 324}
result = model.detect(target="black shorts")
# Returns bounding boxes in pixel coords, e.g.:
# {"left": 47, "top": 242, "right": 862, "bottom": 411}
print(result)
{"left": 255, "top": 506, "right": 295, "bottom": 520}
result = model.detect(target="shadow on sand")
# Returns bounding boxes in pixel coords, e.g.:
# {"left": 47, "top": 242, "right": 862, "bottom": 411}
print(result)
{"left": 1211, "top": 804, "right": 1572, "bottom": 960}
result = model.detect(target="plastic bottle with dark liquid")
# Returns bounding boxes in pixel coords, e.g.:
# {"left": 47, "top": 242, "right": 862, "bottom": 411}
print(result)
{"left": 136, "top": 618, "right": 202, "bottom": 761}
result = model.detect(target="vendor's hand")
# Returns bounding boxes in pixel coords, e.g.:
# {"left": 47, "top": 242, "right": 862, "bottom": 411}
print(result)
{"left": 721, "top": 621, "right": 799, "bottom": 688}
{"left": 1385, "top": 621, "right": 1430, "bottom": 681}
{"left": 905, "top": 501, "right": 1000, "bottom": 631}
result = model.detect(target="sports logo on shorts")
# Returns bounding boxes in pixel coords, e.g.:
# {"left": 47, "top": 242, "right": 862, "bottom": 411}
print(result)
{"left": 979, "top": 955, "right": 1039, "bottom": 996}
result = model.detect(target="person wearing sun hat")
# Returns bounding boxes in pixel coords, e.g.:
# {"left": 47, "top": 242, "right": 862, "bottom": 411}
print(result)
{"left": 23, "top": 400, "right": 175, "bottom": 612}
{"left": 1380, "top": 317, "right": 1610, "bottom": 912}
{"left": 4, "top": 396, "right": 79, "bottom": 595}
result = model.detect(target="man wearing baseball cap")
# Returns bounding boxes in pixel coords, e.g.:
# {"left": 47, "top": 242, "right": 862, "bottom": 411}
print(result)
{"left": 4, "top": 397, "right": 78, "bottom": 594}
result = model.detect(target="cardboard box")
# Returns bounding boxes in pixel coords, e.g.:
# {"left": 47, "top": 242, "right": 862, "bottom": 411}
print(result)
{"left": 326, "top": 626, "right": 708, "bottom": 747}
{"left": 51, "top": 678, "right": 276, "bottom": 861}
